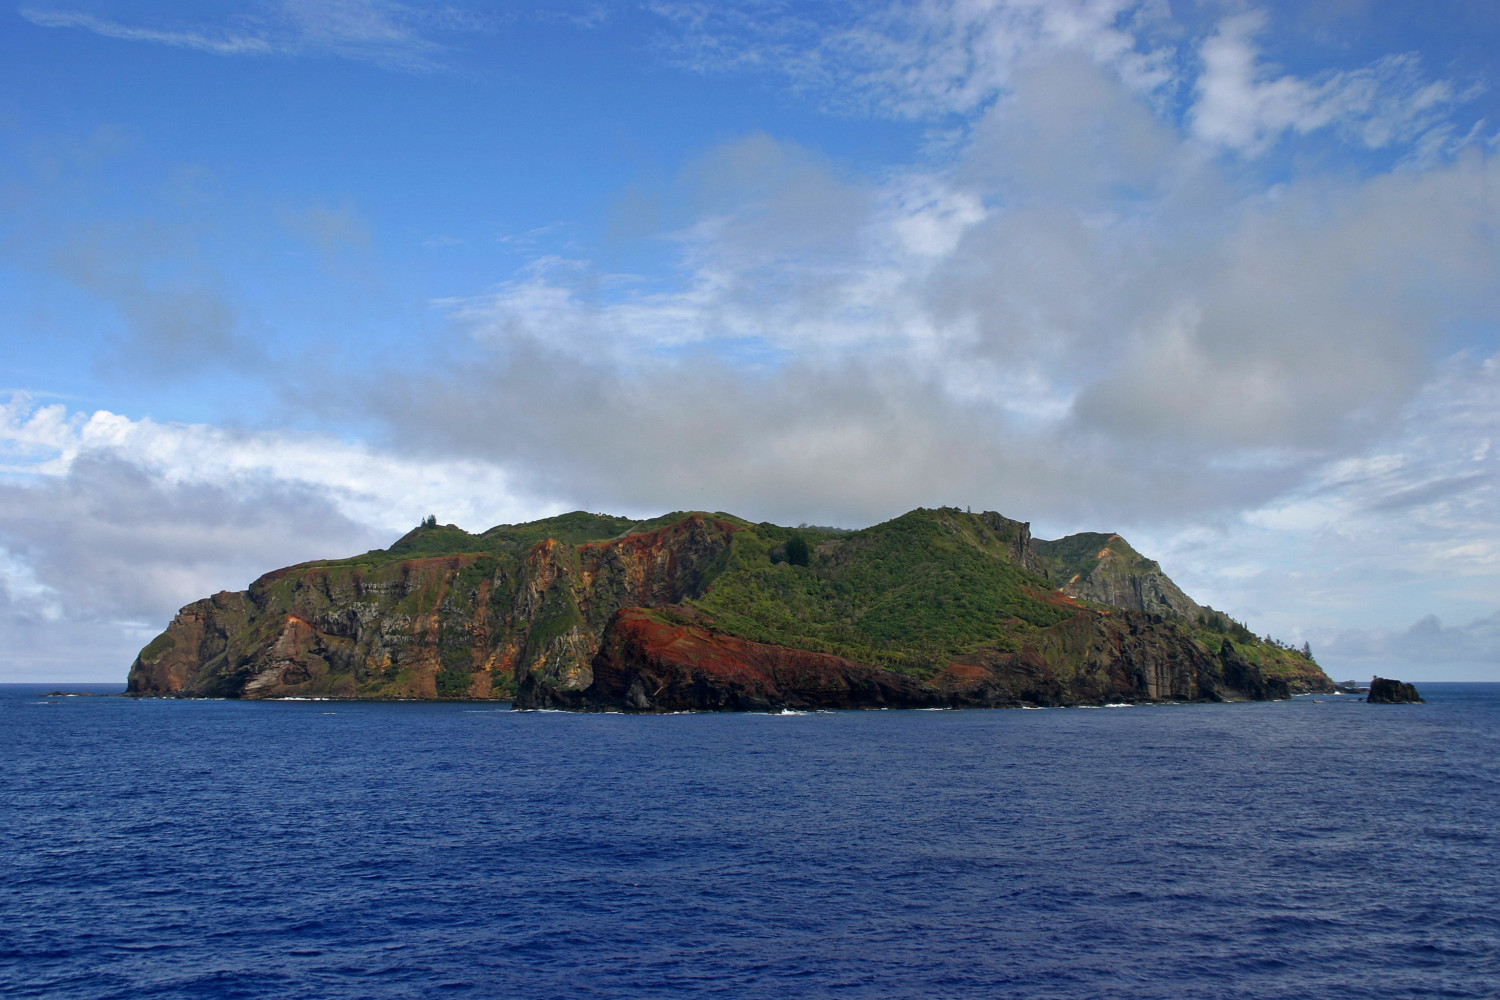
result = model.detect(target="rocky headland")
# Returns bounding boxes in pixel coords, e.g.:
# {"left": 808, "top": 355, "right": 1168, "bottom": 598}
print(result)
{"left": 127, "top": 507, "right": 1332, "bottom": 711}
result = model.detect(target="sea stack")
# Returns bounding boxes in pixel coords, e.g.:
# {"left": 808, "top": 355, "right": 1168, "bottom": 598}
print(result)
{"left": 1367, "top": 677, "right": 1424, "bottom": 703}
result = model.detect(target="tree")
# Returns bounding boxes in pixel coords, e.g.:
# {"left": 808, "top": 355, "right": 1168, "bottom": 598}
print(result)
{"left": 423, "top": 514, "right": 437, "bottom": 528}
{"left": 785, "top": 533, "right": 810, "bottom": 567}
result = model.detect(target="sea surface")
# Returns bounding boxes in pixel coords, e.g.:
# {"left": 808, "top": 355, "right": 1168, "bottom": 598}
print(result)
{"left": 2, "top": 684, "right": 1497, "bottom": 999}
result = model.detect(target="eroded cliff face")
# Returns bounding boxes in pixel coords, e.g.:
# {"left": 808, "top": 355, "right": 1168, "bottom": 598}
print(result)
{"left": 128, "top": 514, "right": 741, "bottom": 699}
{"left": 525, "top": 605, "right": 1290, "bottom": 713}
{"left": 523, "top": 607, "right": 941, "bottom": 712}
{"left": 127, "top": 590, "right": 255, "bottom": 695}
{"left": 1031, "top": 533, "right": 1201, "bottom": 619}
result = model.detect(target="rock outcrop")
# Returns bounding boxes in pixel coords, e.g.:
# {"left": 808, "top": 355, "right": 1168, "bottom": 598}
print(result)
{"left": 128, "top": 507, "right": 1333, "bottom": 709}
{"left": 1032, "top": 532, "right": 1201, "bottom": 619}
{"left": 519, "top": 605, "right": 1296, "bottom": 713}
{"left": 524, "top": 607, "right": 943, "bottom": 712}
{"left": 128, "top": 513, "right": 741, "bottom": 700}
{"left": 1367, "top": 676, "right": 1424, "bottom": 704}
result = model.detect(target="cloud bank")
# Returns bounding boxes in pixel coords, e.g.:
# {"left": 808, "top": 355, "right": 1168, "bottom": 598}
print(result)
{"left": 0, "top": 395, "right": 562, "bottom": 679}
{"left": 359, "top": 67, "right": 1497, "bottom": 529}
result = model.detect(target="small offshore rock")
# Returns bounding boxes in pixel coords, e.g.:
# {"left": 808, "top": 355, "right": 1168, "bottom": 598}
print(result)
{"left": 1367, "top": 676, "right": 1424, "bottom": 704}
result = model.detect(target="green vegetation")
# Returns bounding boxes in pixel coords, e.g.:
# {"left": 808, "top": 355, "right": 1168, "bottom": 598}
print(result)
{"left": 1193, "top": 608, "right": 1257, "bottom": 643}
{"left": 435, "top": 667, "right": 471, "bottom": 697}
{"left": 687, "top": 508, "right": 1075, "bottom": 676}
{"left": 1032, "top": 532, "right": 1163, "bottom": 588}
{"left": 480, "top": 510, "right": 647, "bottom": 548}
{"left": 1031, "top": 532, "right": 1121, "bottom": 583}
{"left": 138, "top": 631, "right": 176, "bottom": 663}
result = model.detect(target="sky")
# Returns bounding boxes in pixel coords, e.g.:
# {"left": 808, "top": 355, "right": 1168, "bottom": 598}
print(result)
{"left": 1, "top": 0, "right": 1498, "bottom": 684}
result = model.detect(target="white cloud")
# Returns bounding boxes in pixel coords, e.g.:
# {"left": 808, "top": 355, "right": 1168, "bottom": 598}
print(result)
{"left": 659, "top": 3, "right": 1480, "bottom": 166}
{"left": 377, "top": 88, "right": 1498, "bottom": 526}
{"left": 656, "top": 0, "right": 1177, "bottom": 119}
{"left": 1125, "top": 349, "right": 1500, "bottom": 681}
{"left": 19, "top": 7, "right": 276, "bottom": 56}
{"left": 0, "top": 394, "right": 555, "bottom": 535}
{"left": 0, "top": 393, "right": 568, "bottom": 680}
{"left": 1191, "top": 10, "right": 1468, "bottom": 157}
{"left": 20, "top": 0, "right": 465, "bottom": 73}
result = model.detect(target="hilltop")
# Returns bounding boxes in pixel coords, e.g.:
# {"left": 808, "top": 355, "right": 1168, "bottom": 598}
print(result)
{"left": 127, "top": 507, "right": 1331, "bottom": 710}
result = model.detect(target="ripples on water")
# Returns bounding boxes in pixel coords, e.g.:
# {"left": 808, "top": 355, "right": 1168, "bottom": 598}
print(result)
{"left": 3, "top": 684, "right": 1497, "bottom": 999}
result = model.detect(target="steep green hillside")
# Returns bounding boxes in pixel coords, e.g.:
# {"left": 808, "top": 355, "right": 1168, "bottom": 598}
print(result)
{"left": 688, "top": 508, "right": 1073, "bottom": 675}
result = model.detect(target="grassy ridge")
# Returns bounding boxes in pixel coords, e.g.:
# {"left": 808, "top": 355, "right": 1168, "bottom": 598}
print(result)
{"left": 687, "top": 509, "right": 1076, "bottom": 676}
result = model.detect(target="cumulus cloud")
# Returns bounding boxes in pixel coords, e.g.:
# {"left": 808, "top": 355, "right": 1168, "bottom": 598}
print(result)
{"left": 0, "top": 395, "right": 554, "bottom": 535}
{"left": 0, "top": 393, "right": 569, "bottom": 680}
{"left": 351, "top": 57, "right": 1498, "bottom": 526}
{"left": 0, "top": 452, "right": 378, "bottom": 623}
{"left": 1191, "top": 10, "right": 1468, "bottom": 157}
{"left": 0, "top": 448, "right": 379, "bottom": 681}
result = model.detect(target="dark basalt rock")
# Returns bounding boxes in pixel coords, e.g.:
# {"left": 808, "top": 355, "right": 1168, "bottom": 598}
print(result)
{"left": 1367, "top": 676, "right": 1424, "bottom": 703}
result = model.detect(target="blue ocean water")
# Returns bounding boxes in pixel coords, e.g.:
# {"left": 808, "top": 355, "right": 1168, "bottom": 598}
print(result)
{"left": 2, "top": 685, "right": 1497, "bottom": 999}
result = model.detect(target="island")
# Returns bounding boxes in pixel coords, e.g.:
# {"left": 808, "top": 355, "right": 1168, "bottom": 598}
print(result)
{"left": 126, "top": 507, "right": 1332, "bottom": 710}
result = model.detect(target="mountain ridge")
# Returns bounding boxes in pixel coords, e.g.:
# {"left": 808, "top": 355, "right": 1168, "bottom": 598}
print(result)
{"left": 127, "top": 506, "right": 1331, "bottom": 709}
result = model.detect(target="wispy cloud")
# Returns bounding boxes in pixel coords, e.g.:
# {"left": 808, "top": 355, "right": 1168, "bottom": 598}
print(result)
{"left": 45, "top": 218, "right": 264, "bottom": 377}
{"left": 654, "top": 0, "right": 1177, "bottom": 119}
{"left": 19, "top": 0, "right": 468, "bottom": 73}
{"left": 1135, "top": 348, "right": 1500, "bottom": 674}
{"left": 19, "top": 7, "right": 276, "bottom": 56}
{"left": 655, "top": 2, "right": 1481, "bottom": 164}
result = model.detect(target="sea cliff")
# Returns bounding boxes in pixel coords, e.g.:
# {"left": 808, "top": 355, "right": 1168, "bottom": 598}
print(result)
{"left": 128, "top": 507, "right": 1332, "bottom": 709}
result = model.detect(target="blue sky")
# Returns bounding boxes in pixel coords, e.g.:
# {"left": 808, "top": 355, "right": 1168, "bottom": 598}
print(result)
{"left": 2, "top": 0, "right": 1498, "bottom": 682}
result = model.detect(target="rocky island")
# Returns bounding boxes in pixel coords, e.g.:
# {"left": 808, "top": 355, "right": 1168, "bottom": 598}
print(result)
{"left": 1367, "top": 677, "right": 1424, "bottom": 703}
{"left": 127, "top": 507, "right": 1332, "bottom": 710}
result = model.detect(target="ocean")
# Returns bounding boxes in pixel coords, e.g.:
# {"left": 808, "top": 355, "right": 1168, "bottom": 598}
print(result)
{"left": 2, "top": 683, "right": 1497, "bottom": 999}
